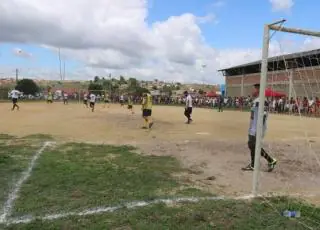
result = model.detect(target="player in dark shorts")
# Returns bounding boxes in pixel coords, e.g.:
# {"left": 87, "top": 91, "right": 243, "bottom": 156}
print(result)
{"left": 83, "top": 93, "right": 88, "bottom": 108}
{"left": 120, "top": 95, "right": 124, "bottom": 107}
{"left": 127, "top": 95, "right": 134, "bottom": 114}
{"left": 141, "top": 93, "right": 153, "bottom": 129}
{"left": 63, "top": 92, "right": 68, "bottom": 105}
{"left": 89, "top": 92, "right": 96, "bottom": 112}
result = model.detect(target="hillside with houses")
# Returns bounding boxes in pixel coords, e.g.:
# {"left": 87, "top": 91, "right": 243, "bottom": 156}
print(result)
{"left": 0, "top": 76, "right": 223, "bottom": 99}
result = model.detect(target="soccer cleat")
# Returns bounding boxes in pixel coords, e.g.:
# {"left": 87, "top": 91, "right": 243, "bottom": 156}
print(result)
{"left": 149, "top": 122, "right": 154, "bottom": 129}
{"left": 268, "top": 159, "right": 277, "bottom": 172}
{"left": 241, "top": 164, "right": 254, "bottom": 171}
{"left": 141, "top": 126, "right": 148, "bottom": 129}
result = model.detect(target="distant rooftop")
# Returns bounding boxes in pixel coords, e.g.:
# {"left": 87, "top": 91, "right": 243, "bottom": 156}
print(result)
{"left": 219, "top": 48, "right": 320, "bottom": 77}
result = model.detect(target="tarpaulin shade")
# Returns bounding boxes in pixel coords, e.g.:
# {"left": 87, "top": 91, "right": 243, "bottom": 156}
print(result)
{"left": 265, "top": 88, "right": 286, "bottom": 97}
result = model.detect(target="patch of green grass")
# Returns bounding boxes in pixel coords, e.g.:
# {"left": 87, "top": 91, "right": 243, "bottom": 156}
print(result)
{"left": 0, "top": 139, "right": 44, "bottom": 214}
{"left": 12, "top": 143, "right": 204, "bottom": 217}
{"left": 0, "top": 134, "right": 16, "bottom": 140}
{"left": 22, "top": 134, "right": 54, "bottom": 140}
{"left": 6, "top": 197, "right": 320, "bottom": 230}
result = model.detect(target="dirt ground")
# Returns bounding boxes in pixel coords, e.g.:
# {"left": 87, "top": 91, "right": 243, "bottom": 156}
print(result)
{"left": 1, "top": 102, "right": 319, "bottom": 204}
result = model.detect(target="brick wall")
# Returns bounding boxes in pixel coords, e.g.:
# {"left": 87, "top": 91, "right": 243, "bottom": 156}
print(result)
{"left": 225, "top": 67, "right": 320, "bottom": 97}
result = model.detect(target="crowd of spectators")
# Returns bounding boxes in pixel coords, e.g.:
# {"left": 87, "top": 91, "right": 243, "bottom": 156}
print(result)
{"left": 110, "top": 94, "right": 320, "bottom": 117}
{"left": 21, "top": 90, "right": 320, "bottom": 117}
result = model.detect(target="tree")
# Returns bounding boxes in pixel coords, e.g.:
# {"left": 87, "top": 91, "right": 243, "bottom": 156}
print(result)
{"left": 198, "top": 89, "right": 204, "bottom": 95}
{"left": 0, "top": 86, "right": 10, "bottom": 99}
{"left": 16, "top": 79, "right": 39, "bottom": 95}
{"left": 88, "top": 82, "right": 103, "bottom": 93}
{"left": 94, "top": 76, "right": 100, "bottom": 82}
{"left": 128, "top": 77, "right": 138, "bottom": 88}
{"left": 134, "top": 87, "right": 149, "bottom": 96}
{"left": 162, "top": 85, "right": 172, "bottom": 96}
{"left": 102, "top": 79, "right": 112, "bottom": 89}
{"left": 152, "top": 85, "right": 158, "bottom": 90}
{"left": 119, "top": 76, "right": 127, "bottom": 85}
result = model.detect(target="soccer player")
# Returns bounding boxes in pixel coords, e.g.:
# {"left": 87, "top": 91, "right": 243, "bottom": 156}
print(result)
{"left": 47, "top": 88, "right": 53, "bottom": 103}
{"left": 242, "top": 83, "right": 277, "bottom": 172}
{"left": 9, "top": 87, "right": 20, "bottom": 111}
{"left": 104, "top": 93, "right": 110, "bottom": 108}
{"left": 141, "top": 92, "right": 153, "bottom": 129}
{"left": 127, "top": 94, "right": 134, "bottom": 114}
{"left": 89, "top": 91, "right": 96, "bottom": 112}
{"left": 83, "top": 92, "right": 88, "bottom": 108}
{"left": 120, "top": 95, "right": 124, "bottom": 107}
{"left": 63, "top": 92, "right": 68, "bottom": 105}
{"left": 184, "top": 91, "right": 193, "bottom": 124}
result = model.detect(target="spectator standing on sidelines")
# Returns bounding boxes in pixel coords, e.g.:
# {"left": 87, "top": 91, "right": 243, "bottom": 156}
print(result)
{"left": 184, "top": 91, "right": 193, "bottom": 124}
{"left": 242, "top": 83, "right": 277, "bottom": 172}
{"left": 218, "top": 94, "right": 224, "bottom": 112}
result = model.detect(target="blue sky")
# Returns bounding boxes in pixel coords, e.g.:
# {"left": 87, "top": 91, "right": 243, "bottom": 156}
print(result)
{"left": 147, "top": 0, "right": 319, "bottom": 48}
{"left": 0, "top": 0, "right": 319, "bottom": 82}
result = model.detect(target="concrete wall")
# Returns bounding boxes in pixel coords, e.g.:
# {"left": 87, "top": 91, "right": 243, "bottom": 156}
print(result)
{"left": 225, "top": 67, "right": 320, "bottom": 98}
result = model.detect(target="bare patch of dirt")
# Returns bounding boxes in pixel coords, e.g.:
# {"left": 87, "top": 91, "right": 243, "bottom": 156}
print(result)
{"left": 0, "top": 102, "right": 319, "bottom": 204}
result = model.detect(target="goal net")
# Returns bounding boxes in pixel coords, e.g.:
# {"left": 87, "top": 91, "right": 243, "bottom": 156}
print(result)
{"left": 253, "top": 21, "right": 320, "bottom": 228}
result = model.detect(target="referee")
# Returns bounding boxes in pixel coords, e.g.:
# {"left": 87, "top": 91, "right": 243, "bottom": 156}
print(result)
{"left": 242, "top": 83, "right": 277, "bottom": 172}
{"left": 184, "top": 91, "right": 193, "bottom": 124}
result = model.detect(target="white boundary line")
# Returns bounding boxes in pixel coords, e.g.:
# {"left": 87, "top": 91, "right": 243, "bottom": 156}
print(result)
{"left": 0, "top": 141, "right": 54, "bottom": 224}
{"left": 5, "top": 196, "right": 232, "bottom": 225}
{"left": 5, "top": 192, "right": 319, "bottom": 226}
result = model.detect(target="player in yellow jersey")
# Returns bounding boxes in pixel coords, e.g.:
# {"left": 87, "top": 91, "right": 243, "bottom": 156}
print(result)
{"left": 141, "top": 92, "right": 153, "bottom": 129}
{"left": 127, "top": 95, "right": 134, "bottom": 114}
{"left": 47, "top": 87, "right": 53, "bottom": 103}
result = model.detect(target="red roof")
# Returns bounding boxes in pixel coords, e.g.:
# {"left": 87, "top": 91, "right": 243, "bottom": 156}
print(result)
{"left": 265, "top": 88, "right": 286, "bottom": 97}
{"left": 206, "top": 91, "right": 217, "bottom": 97}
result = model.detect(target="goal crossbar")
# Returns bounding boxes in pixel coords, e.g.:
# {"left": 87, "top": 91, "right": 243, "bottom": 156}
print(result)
{"left": 269, "top": 25, "right": 320, "bottom": 37}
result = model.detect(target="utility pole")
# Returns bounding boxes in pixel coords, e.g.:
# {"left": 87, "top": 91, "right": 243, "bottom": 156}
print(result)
{"left": 15, "top": 68, "right": 19, "bottom": 83}
{"left": 63, "top": 58, "right": 66, "bottom": 81}
{"left": 58, "top": 48, "right": 62, "bottom": 81}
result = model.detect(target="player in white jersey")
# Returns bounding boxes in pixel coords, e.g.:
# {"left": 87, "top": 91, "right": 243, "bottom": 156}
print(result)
{"left": 63, "top": 92, "right": 68, "bottom": 105}
{"left": 242, "top": 84, "right": 277, "bottom": 172}
{"left": 9, "top": 88, "right": 20, "bottom": 111}
{"left": 184, "top": 91, "right": 193, "bottom": 124}
{"left": 119, "top": 95, "right": 124, "bottom": 107}
{"left": 83, "top": 92, "right": 88, "bottom": 108}
{"left": 89, "top": 92, "right": 96, "bottom": 112}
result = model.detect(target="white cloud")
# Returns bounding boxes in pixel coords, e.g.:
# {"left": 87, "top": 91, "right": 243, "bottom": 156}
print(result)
{"left": 0, "top": 0, "right": 317, "bottom": 84}
{"left": 302, "top": 38, "right": 320, "bottom": 51}
{"left": 211, "top": 0, "right": 225, "bottom": 8}
{"left": 269, "top": 0, "right": 294, "bottom": 12}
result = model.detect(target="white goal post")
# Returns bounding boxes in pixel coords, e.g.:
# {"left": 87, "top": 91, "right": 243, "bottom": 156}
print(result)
{"left": 253, "top": 19, "right": 320, "bottom": 197}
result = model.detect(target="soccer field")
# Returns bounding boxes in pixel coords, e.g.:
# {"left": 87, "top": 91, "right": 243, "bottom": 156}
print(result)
{"left": 0, "top": 102, "right": 319, "bottom": 229}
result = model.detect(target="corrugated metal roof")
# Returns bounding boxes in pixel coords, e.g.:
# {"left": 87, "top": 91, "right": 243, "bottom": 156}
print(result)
{"left": 218, "top": 48, "right": 320, "bottom": 72}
